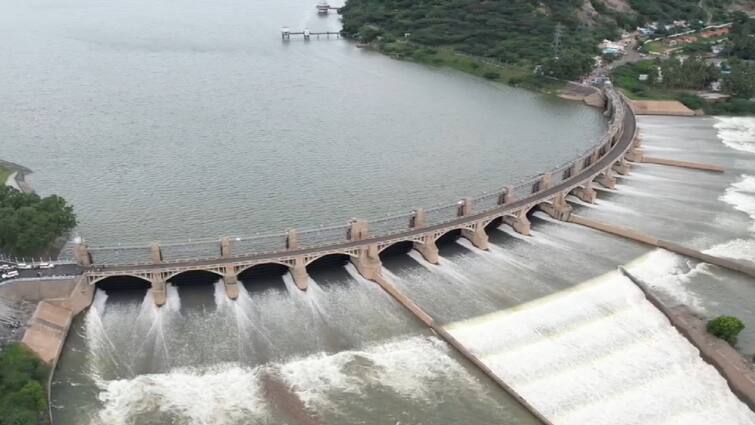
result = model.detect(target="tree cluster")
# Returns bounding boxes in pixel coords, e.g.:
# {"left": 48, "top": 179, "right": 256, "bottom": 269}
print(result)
{"left": 614, "top": 55, "right": 755, "bottom": 100}
{"left": 0, "top": 186, "right": 77, "bottom": 257}
{"left": 729, "top": 12, "right": 755, "bottom": 61}
{"left": 0, "top": 344, "right": 48, "bottom": 425}
{"left": 340, "top": 0, "right": 615, "bottom": 78}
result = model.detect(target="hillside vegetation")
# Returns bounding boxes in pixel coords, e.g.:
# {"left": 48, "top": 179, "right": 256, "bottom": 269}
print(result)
{"left": 340, "top": 0, "right": 742, "bottom": 80}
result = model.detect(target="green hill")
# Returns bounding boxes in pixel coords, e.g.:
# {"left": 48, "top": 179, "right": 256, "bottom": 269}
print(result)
{"left": 339, "top": 0, "right": 747, "bottom": 81}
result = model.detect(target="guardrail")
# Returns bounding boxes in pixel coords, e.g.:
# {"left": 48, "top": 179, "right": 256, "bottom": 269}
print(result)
{"left": 83, "top": 85, "right": 626, "bottom": 266}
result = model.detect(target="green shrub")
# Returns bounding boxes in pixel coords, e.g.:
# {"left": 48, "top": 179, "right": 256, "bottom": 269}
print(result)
{"left": 675, "top": 93, "right": 705, "bottom": 110}
{"left": 483, "top": 71, "right": 501, "bottom": 80}
{"left": 706, "top": 316, "right": 745, "bottom": 345}
{"left": 0, "top": 344, "right": 49, "bottom": 425}
{"left": 705, "top": 98, "right": 755, "bottom": 116}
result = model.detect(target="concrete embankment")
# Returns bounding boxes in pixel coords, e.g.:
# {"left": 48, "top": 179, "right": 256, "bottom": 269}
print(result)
{"left": 639, "top": 156, "right": 726, "bottom": 173}
{"left": 628, "top": 100, "right": 696, "bottom": 116}
{"left": 569, "top": 214, "right": 755, "bottom": 279}
{"left": 558, "top": 82, "right": 606, "bottom": 108}
{"left": 371, "top": 274, "right": 555, "bottom": 425}
{"left": 1, "top": 277, "right": 94, "bottom": 365}
{"left": 620, "top": 268, "right": 755, "bottom": 411}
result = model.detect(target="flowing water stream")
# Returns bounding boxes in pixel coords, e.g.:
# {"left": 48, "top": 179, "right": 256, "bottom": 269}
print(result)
{"left": 52, "top": 115, "right": 755, "bottom": 424}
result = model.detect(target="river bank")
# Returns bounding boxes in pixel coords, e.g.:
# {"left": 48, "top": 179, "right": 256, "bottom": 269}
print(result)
{"left": 0, "top": 159, "right": 33, "bottom": 193}
{"left": 356, "top": 42, "right": 570, "bottom": 95}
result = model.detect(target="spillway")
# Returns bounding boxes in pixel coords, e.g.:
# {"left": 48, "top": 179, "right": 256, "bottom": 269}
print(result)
{"left": 52, "top": 267, "right": 540, "bottom": 425}
{"left": 51, "top": 115, "right": 755, "bottom": 423}
{"left": 447, "top": 272, "right": 755, "bottom": 425}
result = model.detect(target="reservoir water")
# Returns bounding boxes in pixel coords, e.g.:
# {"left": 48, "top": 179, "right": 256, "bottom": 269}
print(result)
{"left": 0, "top": 0, "right": 605, "bottom": 246}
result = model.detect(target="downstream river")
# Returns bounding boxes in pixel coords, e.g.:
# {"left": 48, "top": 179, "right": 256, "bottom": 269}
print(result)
{"left": 0, "top": 0, "right": 604, "bottom": 246}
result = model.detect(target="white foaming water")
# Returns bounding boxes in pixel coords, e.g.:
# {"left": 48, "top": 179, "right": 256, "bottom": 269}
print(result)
{"left": 714, "top": 117, "right": 755, "bottom": 154}
{"left": 279, "top": 335, "right": 468, "bottom": 409}
{"left": 705, "top": 175, "right": 755, "bottom": 262}
{"left": 624, "top": 250, "right": 708, "bottom": 312}
{"left": 456, "top": 237, "right": 539, "bottom": 274}
{"left": 445, "top": 272, "right": 755, "bottom": 425}
{"left": 90, "top": 334, "right": 468, "bottom": 424}
{"left": 95, "top": 364, "right": 268, "bottom": 425}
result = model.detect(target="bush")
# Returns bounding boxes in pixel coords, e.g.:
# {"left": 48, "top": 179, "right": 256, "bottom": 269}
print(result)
{"left": 705, "top": 98, "right": 755, "bottom": 116}
{"left": 706, "top": 316, "right": 745, "bottom": 345}
{"left": 482, "top": 71, "right": 501, "bottom": 80}
{"left": 675, "top": 93, "right": 705, "bottom": 110}
{"left": 0, "top": 344, "right": 49, "bottom": 425}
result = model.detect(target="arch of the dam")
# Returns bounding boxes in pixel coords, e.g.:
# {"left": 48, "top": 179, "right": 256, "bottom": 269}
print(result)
{"left": 83, "top": 84, "right": 637, "bottom": 306}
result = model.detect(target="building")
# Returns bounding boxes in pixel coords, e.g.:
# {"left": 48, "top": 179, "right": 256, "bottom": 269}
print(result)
{"left": 701, "top": 27, "right": 730, "bottom": 39}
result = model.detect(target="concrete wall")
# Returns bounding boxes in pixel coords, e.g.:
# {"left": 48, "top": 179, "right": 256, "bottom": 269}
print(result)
{"left": 0, "top": 278, "right": 79, "bottom": 304}
{"left": 1, "top": 277, "right": 95, "bottom": 366}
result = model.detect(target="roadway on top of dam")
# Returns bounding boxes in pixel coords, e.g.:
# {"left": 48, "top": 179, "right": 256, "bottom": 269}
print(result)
{"left": 91, "top": 93, "right": 635, "bottom": 276}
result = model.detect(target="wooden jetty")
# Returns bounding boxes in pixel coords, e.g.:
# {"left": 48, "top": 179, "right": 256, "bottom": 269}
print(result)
{"left": 281, "top": 28, "right": 341, "bottom": 40}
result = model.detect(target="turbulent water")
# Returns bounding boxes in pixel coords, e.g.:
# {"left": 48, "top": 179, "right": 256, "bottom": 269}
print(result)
{"left": 53, "top": 271, "right": 540, "bottom": 425}
{"left": 51, "top": 115, "right": 755, "bottom": 424}
{"left": 447, "top": 274, "right": 755, "bottom": 425}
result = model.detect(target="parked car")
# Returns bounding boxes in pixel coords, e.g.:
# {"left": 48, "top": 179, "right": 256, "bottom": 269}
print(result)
{"left": 0, "top": 264, "right": 10, "bottom": 271}
{"left": 2, "top": 270, "right": 19, "bottom": 279}
{"left": 16, "top": 263, "right": 32, "bottom": 270}
{"left": 38, "top": 262, "right": 54, "bottom": 269}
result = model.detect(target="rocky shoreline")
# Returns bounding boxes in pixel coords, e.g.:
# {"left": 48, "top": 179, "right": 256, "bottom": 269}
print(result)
{"left": 0, "top": 158, "right": 33, "bottom": 193}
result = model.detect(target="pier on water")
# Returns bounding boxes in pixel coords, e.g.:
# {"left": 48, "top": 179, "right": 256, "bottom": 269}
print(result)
{"left": 316, "top": 1, "right": 339, "bottom": 14}
{"left": 281, "top": 27, "right": 340, "bottom": 40}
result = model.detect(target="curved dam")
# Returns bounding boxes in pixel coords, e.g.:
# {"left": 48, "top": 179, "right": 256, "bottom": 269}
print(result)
{"left": 2, "top": 0, "right": 753, "bottom": 423}
{"left": 49, "top": 85, "right": 755, "bottom": 424}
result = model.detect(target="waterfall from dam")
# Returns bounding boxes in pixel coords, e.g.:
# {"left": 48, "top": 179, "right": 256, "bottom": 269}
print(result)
{"left": 446, "top": 271, "right": 755, "bottom": 425}
{"left": 52, "top": 269, "right": 540, "bottom": 425}
{"left": 52, "top": 116, "right": 755, "bottom": 424}
{"left": 380, "top": 224, "right": 755, "bottom": 425}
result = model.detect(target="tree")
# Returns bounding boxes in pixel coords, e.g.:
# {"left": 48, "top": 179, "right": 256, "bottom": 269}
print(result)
{"left": 706, "top": 316, "right": 745, "bottom": 345}
{"left": 0, "top": 344, "right": 48, "bottom": 425}
{"left": 541, "top": 49, "right": 595, "bottom": 80}
{"left": 659, "top": 56, "right": 718, "bottom": 90}
{"left": 724, "top": 59, "right": 755, "bottom": 99}
{"left": 0, "top": 185, "right": 77, "bottom": 257}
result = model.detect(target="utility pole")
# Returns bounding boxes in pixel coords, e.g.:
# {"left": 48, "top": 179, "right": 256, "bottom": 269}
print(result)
{"left": 553, "top": 23, "right": 564, "bottom": 60}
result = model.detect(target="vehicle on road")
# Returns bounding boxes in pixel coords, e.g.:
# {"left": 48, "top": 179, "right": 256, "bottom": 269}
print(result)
{"left": 38, "top": 262, "right": 54, "bottom": 269}
{"left": 2, "top": 270, "right": 19, "bottom": 279}
{"left": 16, "top": 263, "right": 32, "bottom": 270}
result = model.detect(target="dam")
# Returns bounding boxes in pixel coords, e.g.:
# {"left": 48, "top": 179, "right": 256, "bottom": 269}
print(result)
{"left": 46, "top": 85, "right": 755, "bottom": 425}
{"left": 0, "top": 0, "right": 754, "bottom": 423}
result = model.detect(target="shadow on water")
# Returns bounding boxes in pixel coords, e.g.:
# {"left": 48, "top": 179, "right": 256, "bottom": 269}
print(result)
{"left": 238, "top": 263, "right": 288, "bottom": 295}
{"left": 168, "top": 270, "right": 219, "bottom": 313}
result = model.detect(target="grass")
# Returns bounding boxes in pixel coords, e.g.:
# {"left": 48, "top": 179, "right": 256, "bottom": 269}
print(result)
{"left": 379, "top": 41, "right": 566, "bottom": 94}
{"left": 642, "top": 41, "right": 666, "bottom": 54}
{"left": 0, "top": 165, "right": 12, "bottom": 186}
